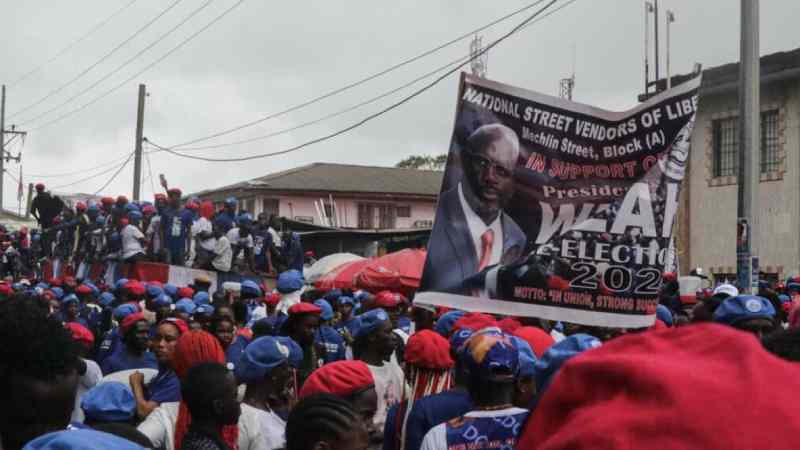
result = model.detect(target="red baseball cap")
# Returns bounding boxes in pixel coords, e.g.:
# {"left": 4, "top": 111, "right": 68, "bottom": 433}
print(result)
{"left": 404, "top": 329, "right": 454, "bottom": 370}
{"left": 498, "top": 317, "right": 522, "bottom": 335}
{"left": 299, "top": 360, "right": 374, "bottom": 399}
{"left": 177, "top": 287, "right": 194, "bottom": 299}
{"left": 518, "top": 324, "right": 800, "bottom": 450}
{"left": 512, "top": 326, "right": 555, "bottom": 359}
{"left": 373, "top": 291, "right": 399, "bottom": 309}
{"left": 288, "top": 303, "right": 321, "bottom": 316}
{"left": 0, "top": 283, "right": 12, "bottom": 296}
{"left": 452, "top": 312, "right": 498, "bottom": 334}
{"left": 263, "top": 292, "right": 281, "bottom": 306}
{"left": 75, "top": 284, "right": 93, "bottom": 296}
{"left": 65, "top": 322, "right": 95, "bottom": 347}
{"left": 125, "top": 280, "right": 146, "bottom": 297}
{"left": 159, "top": 318, "right": 189, "bottom": 335}
{"left": 120, "top": 312, "right": 146, "bottom": 334}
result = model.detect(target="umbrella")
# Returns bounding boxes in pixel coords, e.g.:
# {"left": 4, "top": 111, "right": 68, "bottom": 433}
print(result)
{"left": 305, "top": 253, "right": 365, "bottom": 283}
{"left": 315, "top": 258, "right": 373, "bottom": 291}
{"left": 355, "top": 248, "right": 427, "bottom": 296}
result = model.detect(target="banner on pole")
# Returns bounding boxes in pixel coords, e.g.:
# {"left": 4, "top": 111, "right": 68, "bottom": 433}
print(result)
{"left": 415, "top": 73, "right": 701, "bottom": 328}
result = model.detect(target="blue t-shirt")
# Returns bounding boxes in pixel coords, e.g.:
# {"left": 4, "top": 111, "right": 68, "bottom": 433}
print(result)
{"left": 226, "top": 334, "right": 251, "bottom": 366}
{"left": 100, "top": 348, "right": 158, "bottom": 376}
{"left": 315, "top": 326, "right": 347, "bottom": 364}
{"left": 96, "top": 328, "right": 121, "bottom": 364}
{"left": 398, "top": 316, "right": 412, "bottom": 335}
{"left": 334, "top": 316, "right": 360, "bottom": 339}
{"left": 444, "top": 408, "right": 529, "bottom": 449}
{"left": 146, "top": 366, "right": 181, "bottom": 404}
{"left": 404, "top": 390, "right": 473, "bottom": 450}
{"left": 214, "top": 211, "right": 236, "bottom": 233}
{"left": 160, "top": 207, "right": 191, "bottom": 250}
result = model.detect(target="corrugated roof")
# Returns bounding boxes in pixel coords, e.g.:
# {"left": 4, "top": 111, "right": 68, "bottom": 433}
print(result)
{"left": 194, "top": 163, "right": 444, "bottom": 197}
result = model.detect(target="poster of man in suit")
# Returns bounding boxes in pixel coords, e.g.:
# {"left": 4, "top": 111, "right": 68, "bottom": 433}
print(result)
{"left": 417, "top": 73, "right": 700, "bottom": 328}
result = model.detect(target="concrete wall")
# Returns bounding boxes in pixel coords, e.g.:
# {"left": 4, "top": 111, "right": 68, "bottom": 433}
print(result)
{"left": 686, "top": 79, "right": 800, "bottom": 279}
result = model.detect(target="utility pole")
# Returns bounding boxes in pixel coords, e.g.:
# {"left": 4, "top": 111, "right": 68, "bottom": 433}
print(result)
{"left": 654, "top": 0, "right": 660, "bottom": 84}
{"left": 645, "top": 2, "right": 654, "bottom": 94}
{"left": 133, "top": 84, "right": 146, "bottom": 201}
{"left": 736, "top": 0, "right": 760, "bottom": 294}
{"left": 0, "top": 85, "right": 27, "bottom": 211}
{"left": 666, "top": 10, "right": 675, "bottom": 89}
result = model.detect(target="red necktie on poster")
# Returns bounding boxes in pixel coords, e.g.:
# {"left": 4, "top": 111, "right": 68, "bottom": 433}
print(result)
{"left": 477, "top": 229, "right": 495, "bottom": 272}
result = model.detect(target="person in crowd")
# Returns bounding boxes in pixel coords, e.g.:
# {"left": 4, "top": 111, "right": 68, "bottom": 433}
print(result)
{"left": 179, "top": 363, "right": 242, "bottom": 450}
{"left": 100, "top": 312, "right": 158, "bottom": 375}
{"left": 282, "top": 232, "right": 305, "bottom": 273}
{"left": 281, "top": 302, "right": 322, "bottom": 387}
{"left": 190, "top": 201, "right": 216, "bottom": 269}
{"left": 275, "top": 270, "right": 305, "bottom": 315}
{"left": 80, "top": 382, "right": 153, "bottom": 447}
{"left": 235, "top": 336, "right": 294, "bottom": 450}
{"left": 215, "top": 198, "right": 238, "bottom": 233}
{"left": 511, "top": 337, "right": 537, "bottom": 408}
{"left": 174, "top": 298, "right": 197, "bottom": 323}
{"left": 22, "top": 428, "right": 148, "bottom": 450}
{"left": 64, "top": 322, "right": 103, "bottom": 424}
{"left": 713, "top": 295, "right": 777, "bottom": 338}
{"left": 285, "top": 394, "right": 370, "bottom": 450}
{"left": 692, "top": 283, "right": 738, "bottom": 322}
{"left": 353, "top": 308, "right": 405, "bottom": 437}
{"left": 211, "top": 315, "right": 239, "bottom": 364}
{"left": 314, "top": 298, "right": 347, "bottom": 364}
{"left": 120, "top": 214, "right": 146, "bottom": 264}
{"left": 31, "top": 184, "right": 65, "bottom": 258}
{"left": 251, "top": 213, "right": 275, "bottom": 275}
{"left": 517, "top": 324, "right": 800, "bottom": 450}
{"left": 152, "top": 293, "right": 174, "bottom": 323}
{"left": 60, "top": 294, "right": 88, "bottom": 326}
{"left": 0, "top": 296, "right": 83, "bottom": 450}
{"left": 160, "top": 188, "right": 191, "bottom": 266}
{"left": 96, "top": 303, "right": 138, "bottom": 365}
{"left": 195, "top": 304, "right": 216, "bottom": 331}
{"left": 210, "top": 220, "right": 233, "bottom": 273}
{"left": 228, "top": 214, "right": 255, "bottom": 272}
{"left": 420, "top": 329, "right": 528, "bottom": 450}
{"left": 130, "top": 318, "right": 187, "bottom": 420}
{"left": 411, "top": 304, "right": 436, "bottom": 334}
{"left": 384, "top": 329, "right": 454, "bottom": 450}
{"left": 137, "top": 330, "right": 266, "bottom": 450}
{"left": 763, "top": 327, "right": 800, "bottom": 362}
{"left": 512, "top": 326, "right": 556, "bottom": 358}
{"left": 333, "top": 295, "right": 359, "bottom": 346}
{"left": 533, "top": 334, "right": 602, "bottom": 400}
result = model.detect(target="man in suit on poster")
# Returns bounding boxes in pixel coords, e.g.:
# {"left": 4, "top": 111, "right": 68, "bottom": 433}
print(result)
{"left": 421, "top": 123, "right": 527, "bottom": 296}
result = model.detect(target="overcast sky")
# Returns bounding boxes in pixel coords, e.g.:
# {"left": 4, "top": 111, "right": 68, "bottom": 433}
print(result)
{"left": 1, "top": 0, "right": 797, "bottom": 208}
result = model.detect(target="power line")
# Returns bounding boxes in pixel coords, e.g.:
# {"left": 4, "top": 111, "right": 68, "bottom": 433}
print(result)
{"left": 9, "top": 0, "right": 185, "bottom": 120}
{"left": 19, "top": 0, "right": 215, "bottom": 128}
{"left": 8, "top": 0, "right": 140, "bottom": 87}
{"left": 49, "top": 152, "right": 134, "bottom": 190}
{"left": 164, "top": 0, "right": 550, "bottom": 150}
{"left": 27, "top": 0, "right": 247, "bottom": 132}
{"left": 145, "top": 151, "right": 157, "bottom": 195}
{"left": 28, "top": 152, "right": 133, "bottom": 178}
{"left": 159, "top": 0, "right": 577, "bottom": 153}
{"left": 147, "top": 0, "right": 562, "bottom": 163}
{"left": 93, "top": 152, "right": 135, "bottom": 195}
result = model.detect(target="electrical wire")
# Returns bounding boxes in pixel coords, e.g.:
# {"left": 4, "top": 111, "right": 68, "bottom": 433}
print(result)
{"left": 145, "top": 151, "right": 157, "bottom": 195}
{"left": 9, "top": 0, "right": 185, "bottom": 119}
{"left": 158, "top": 0, "right": 577, "bottom": 153}
{"left": 27, "top": 0, "right": 247, "bottom": 132}
{"left": 93, "top": 152, "right": 135, "bottom": 195}
{"left": 8, "top": 0, "right": 139, "bottom": 87}
{"left": 163, "top": 0, "right": 550, "bottom": 149}
{"left": 146, "top": 0, "right": 562, "bottom": 163}
{"left": 19, "top": 0, "right": 215, "bottom": 127}
{"left": 27, "top": 152, "right": 133, "bottom": 178}
{"left": 49, "top": 152, "right": 134, "bottom": 190}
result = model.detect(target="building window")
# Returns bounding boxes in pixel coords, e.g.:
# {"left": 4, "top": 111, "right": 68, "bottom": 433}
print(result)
{"left": 262, "top": 198, "right": 279, "bottom": 217}
{"left": 397, "top": 206, "right": 411, "bottom": 218}
{"left": 761, "top": 110, "right": 779, "bottom": 173}
{"left": 358, "top": 204, "right": 396, "bottom": 229}
{"left": 712, "top": 117, "right": 738, "bottom": 178}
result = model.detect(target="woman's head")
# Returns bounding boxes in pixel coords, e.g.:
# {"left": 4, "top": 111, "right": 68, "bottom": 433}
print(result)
{"left": 211, "top": 317, "right": 236, "bottom": 349}
{"left": 151, "top": 321, "right": 183, "bottom": 365}
{"left": 172, "top": 330, "right": 226, "bottom": 380}
{"left": 286, "top": 394, "right": 369, "bottom": 450}
{"left": 182, "top": 363, "right": 241, "bottom": 426}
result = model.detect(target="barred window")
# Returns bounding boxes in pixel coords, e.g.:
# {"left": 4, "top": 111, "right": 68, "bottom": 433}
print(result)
{"left": 712, "top": 118, "right": 738, "bottom": 177}
{"left": 761, "top": 110, "right": 780, "bottom": 173}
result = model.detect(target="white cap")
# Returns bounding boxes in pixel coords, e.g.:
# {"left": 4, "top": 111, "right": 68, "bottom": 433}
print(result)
{"left": 713, "top": 283, "right": 739, "bottom": 298}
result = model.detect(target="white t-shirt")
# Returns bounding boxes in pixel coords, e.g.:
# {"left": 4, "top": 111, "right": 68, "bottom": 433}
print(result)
{"left": 227, "top": 228, "right": 254, "bottom": 249}
{"left": 71, "top": 358, "right": 102, "bottom": 423}
{"left": 267, "top": 227, "right": 282, "bottom": 248}
{"left": 121, "top": 224, "right": 145, "bottom": 259}
{"left": 254, "top": 408, "right": 286, "bottom": 450}
{"left": 192, "top": 217, "right": 216, "bottom": 251}
{"left": 138, "top": 402, "right": 267, "bottom": 450}
{"left": 212, "top": 235, "right": 233, "bottom": 272}
{"left": 420, "top": 407, "right": 529, "bottom": 450}
{"left": 367, "top": 360, "right": 406, "bottom": 432}
{"left": 147, "top": 216, "right": 162, "bottom": 252}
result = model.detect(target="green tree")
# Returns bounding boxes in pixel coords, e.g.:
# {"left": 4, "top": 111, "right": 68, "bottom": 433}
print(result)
{"left": 395, "top": 154, "right": 448, "bottom": 170}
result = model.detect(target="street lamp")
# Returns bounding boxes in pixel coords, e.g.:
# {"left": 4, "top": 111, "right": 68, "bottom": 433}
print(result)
{"left": 666, "top": 10, "right": 676, "bottom": 89}
{"left": 645, "top": 2, "right": 654, "bottom": 93}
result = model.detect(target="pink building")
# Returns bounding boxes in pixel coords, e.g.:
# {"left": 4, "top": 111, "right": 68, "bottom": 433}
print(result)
{"left": 192, "top": 163, "right": 443, "bottom": 230}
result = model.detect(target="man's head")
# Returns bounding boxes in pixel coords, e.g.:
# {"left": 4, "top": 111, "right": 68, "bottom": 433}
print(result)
{"left": 182, "top": 362, "right": 241, "bottom": 426}
{"left": 461, "top": 123, "right": 520, "bottom": 222}
{"left": 0, "top": 296, "right": 81, "bottom": 449}
{"left": 211, "top": 316, "right": 235, "bottom": 349}
{"left": 713, "top": 295, "right": 777, "bottom": 338}
{"left": 35, "top": 183, "right": 46, "bottom": 193}
{"left": 235, "top": 336, "right": 293, "bottom": 404}
{"left": 167, "top": 188, "right": 182, "bottom": 208}
{"left": 461, "top": 329, "right": 520, "bottom": 407}
{"left": 121, "top": 313, "right": 150, "bottom": 355}
{"left": 353, "top": 308, "right": 395, "bottom": 362}
{"left": 286, "top": 303, "right": 322, "bottom": 346}
{"left": 224, "top": 197, "right": 237, "bottom": 214}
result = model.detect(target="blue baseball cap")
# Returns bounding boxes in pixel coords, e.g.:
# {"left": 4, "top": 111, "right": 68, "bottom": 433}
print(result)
{"left": 354, "top": 308, "right": 389, "bottom": 339}
{"left": 50, "top": 287, "right": 64, "bottom": 300}
{"left": 511, "top": 336, "right": 537, "bottom": 378}
{"left": 656, "top": 304, "right": 674, "bottom": 327}
{"left": 114, "top": 279, "right": 129, "bottom": 291}
{"left": 23, "top": 429, "right": 146, "bottom": 450}
{"left": 113, "top": 303, "right": 138, "bottom": 321}
{"left": 193, "top": 291, "right": 210, "bottom": 306}
{"left": 61, "top": 294, "right": 79, "bottom": 306}
{"left": 128, "top": 210, "right": 143, "bottom": 221}
{"left": 175, "top": 298, "right": 197, "bottom": 315}
{"left": 314, "top": 299, "right": 334, "bottom": 321}
{"left": 277, "top": 270, "right": 304, "bottom": 293}
{"left": 153, "top": 293, "right": 173, "bottom": 307}
{"left": 713, "top": 295, "right": 776, "bottom": 325}
{"left": 145, "top": 284, "right": 163, "bottom": 299}
{"left": 241, "top": 280, "right": 262, "bottom": 297}
{"left": 84, "top": 282, "right": 100, "bottom": 296}
{"left": 164, "top": 283, "right": 178, "bottom": 297}
{"left": 449, "top": 328, "right": 475, "bottom": 356}
{"left": 235, "top": 336, "right": 290, "bottom": 384}
{"left": 80, "top": 382, "right": 135, "bottom": 423}
{"left": 778, "top": 294, "right": 791, "bottom": 304}
{"left": 324, "top": 289, "right": 342, "bottom": 303}
{"left": 434, "top": 310, "right": 467, "bottom": 337}
{"left": 99, "top": 292, "right": 116, "bottom": 308}
{"left": 535, "top": 334, "right": 602, "bottom": 393}
{"left": 463, "top": 330, "right": 519, "bottom": 382}
{"left": 194, "top": 304, "right": 215, "bottom": 317}
{"left": 237, "top": 213, "right": 253, "bottom": 226}
{"left": 275, "top": 336, "right": 303, "bottom": 368}
{"left": 337, "top": 296, "right": 354, "bottom": 306}
{"left": 224, "top": 197, "right": 237, "bottom": 206}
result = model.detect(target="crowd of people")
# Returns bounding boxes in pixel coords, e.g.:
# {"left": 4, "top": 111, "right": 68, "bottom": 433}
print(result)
{"left": 1, "top": 188, "right": 800, "bottom": 449}
{"left": 17, "top": 184, "right": 307, "bottom": 280}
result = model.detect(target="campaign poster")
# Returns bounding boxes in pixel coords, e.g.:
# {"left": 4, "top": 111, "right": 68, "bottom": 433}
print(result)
{"left": 414, "top": 73, "right": 700, "bottom": 328}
